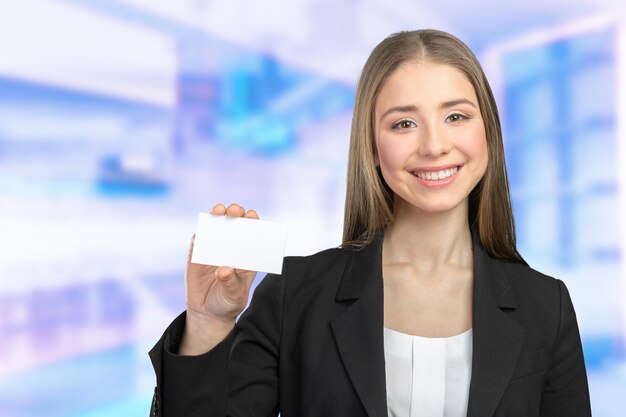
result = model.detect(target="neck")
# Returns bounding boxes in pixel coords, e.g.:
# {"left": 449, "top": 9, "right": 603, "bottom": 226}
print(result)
{"left": 383, "top": 200, "right": 473, "bottom": 270}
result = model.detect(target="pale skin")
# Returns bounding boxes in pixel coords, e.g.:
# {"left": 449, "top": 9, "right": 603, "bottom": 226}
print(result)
{"left": 375, "top": 60, "right": 488, "bottom": 337}
{"left": 179, "top": 203, "right": 259, "bottom": 355}
{"left": 180, "top": 60, "right": 488, "bottom": 354}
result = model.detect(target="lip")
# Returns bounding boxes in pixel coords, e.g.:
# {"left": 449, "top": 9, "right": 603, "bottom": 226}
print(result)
{"left": 409, "top": 164, "right": 463, "bottom": 188}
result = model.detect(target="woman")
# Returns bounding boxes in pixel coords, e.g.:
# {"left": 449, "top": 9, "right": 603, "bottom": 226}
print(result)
{"left": 149, "top": 29, "right": 591, "bottom": 417}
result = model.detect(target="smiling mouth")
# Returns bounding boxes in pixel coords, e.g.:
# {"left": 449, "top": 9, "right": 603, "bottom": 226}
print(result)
{"left": 411, "top": 166, "right": 461, "bottom": 181}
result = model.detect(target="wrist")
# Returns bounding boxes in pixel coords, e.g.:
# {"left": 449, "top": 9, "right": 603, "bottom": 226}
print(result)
{"left": 179, "top": 310, "right": 235, "bottom": 355}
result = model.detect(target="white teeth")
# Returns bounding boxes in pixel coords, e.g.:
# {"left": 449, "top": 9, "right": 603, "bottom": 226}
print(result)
{"left": 415, "top": 166, "right": 458, "bottom": 181}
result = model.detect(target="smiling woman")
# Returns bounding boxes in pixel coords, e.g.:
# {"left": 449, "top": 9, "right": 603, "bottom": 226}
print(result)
{"left": 149, "top": 29, "right": 591, "bottom": 417}
{"left": 374, "top": 62, "right": 488, "bottom": 216}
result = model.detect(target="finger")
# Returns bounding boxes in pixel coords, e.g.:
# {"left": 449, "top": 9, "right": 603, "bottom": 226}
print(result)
{"left": 216, "top": 266, "right": 256, "bottom": 292}
{"left": 226, "top": 203, "right": 245, "bottom": 217}
{"left": 244, "top": 209, "right": 259, "bottom": 220}
{"left": 234, "top": 268, "right": 258, "bottom": 287}
{"left": 215, "top": 266, "right": 236, "bottom": 282}
{"left": 216, "top": 266, "right": 247, "bottom": 297}
{"left": 211, "top": 203, "right": 226, "bottom": 215}
{"left": 186, "top": 234, "right": 196, "bottom": 263}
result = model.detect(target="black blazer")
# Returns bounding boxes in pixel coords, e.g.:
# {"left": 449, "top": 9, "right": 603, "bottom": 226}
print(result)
{"left": 149, "top": 231, "right": 591, "bottom": 417}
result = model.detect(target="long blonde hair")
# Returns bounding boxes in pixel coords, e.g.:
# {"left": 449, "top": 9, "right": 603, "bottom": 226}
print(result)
{"left": 342, "top": 29, "right": 525, "bottom": 263}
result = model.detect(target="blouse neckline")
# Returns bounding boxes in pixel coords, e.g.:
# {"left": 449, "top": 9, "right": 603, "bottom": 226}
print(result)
{"left": 383, "top": 326, "right": 473, "bottom": 341}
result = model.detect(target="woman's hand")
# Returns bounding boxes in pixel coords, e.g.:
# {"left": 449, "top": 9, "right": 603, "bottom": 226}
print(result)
{"left": 179, "top": 203, "right": 259, "bottom": 355}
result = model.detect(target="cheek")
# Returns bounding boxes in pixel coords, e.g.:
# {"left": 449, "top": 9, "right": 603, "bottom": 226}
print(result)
{"left": 376, "top": 137, "right": 410, "bottom": 173}
{"left": 472, "top": 140, "right": 488, "bottom": 168}
{"left": 463, "top": 128, "right": 489, "bottom": 168}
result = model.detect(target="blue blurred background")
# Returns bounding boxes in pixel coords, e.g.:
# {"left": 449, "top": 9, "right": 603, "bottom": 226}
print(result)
{"left": 0, "top": 1, "right": 625, "bottom": 416}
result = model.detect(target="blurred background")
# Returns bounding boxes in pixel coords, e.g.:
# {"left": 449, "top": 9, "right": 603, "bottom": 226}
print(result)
{"left": 0, "top": 0, "right": 625, "bottom": 415}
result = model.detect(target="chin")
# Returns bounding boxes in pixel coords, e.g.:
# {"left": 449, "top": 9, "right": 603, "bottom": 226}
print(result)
{"left": 398, "top": 197, "right": 467, "bottom": 216}
{"left": 421, "top": 204, "right": 462, "bottom": 214}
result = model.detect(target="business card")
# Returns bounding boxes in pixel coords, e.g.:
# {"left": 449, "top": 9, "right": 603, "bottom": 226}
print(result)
{"left": 191, "top": 212, "right": 288, "bottom": 274}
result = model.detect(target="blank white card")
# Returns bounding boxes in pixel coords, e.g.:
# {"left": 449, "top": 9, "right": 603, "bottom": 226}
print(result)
{"left": 191, "top": 213, "right": 288, "bottom": 274}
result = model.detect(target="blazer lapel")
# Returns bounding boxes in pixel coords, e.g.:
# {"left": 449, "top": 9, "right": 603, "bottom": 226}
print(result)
{"left": 330, "top": 237, "right": 388, "bottom": 417}
{"left": 328, "top": 230, "right": 526, "bottom": 417}
{"left": 467, "top": 230, "right": 526, "bottom": 417}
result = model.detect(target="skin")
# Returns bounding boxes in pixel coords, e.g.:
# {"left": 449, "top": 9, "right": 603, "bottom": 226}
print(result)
{"left": 180, "top": 60, "right": 489, "bottom": 353}
{"left": 374, "top": 60, "right": 488, "bottom": 337}
{"left": 179, "top": 203, "right": 259, "bottom": 355}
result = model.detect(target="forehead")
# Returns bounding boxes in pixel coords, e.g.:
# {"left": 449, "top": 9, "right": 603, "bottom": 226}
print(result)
{"left": 375, "top": 61, "right": 478, "bottom": 112}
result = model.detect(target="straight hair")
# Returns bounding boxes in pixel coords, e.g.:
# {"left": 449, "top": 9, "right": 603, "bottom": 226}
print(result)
{"left": 342, "top": 29, "right": 525, "bottom": 264}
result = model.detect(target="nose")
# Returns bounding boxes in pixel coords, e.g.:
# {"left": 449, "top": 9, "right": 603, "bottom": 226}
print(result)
{"left": 417, "top": 123, "right": 453, "bottom": 157}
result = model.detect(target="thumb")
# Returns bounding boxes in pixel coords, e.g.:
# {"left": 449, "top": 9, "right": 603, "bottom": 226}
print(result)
{"left": 215, "top": 266, "right": 237, "bottom": 284}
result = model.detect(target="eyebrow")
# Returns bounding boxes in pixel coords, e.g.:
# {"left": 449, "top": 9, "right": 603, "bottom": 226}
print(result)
{"left": 439, "top": 98, "right": 477, "bottom": 110}
{"left": 379, "top": 105, "right": 417, "bottom": 121}
{"left": 378, "top": 98, "right": 478, "bottom": 121}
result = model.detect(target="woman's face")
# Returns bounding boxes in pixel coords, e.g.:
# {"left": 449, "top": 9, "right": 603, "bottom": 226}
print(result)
{"left": 374, "top": 60, "right": 488, "bottom": 216}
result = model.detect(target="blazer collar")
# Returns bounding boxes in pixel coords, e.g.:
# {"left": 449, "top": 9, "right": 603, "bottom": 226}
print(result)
{"left": 471, "top": 228, "right": 517, "bottom": 309}
{"left": 336, "top": 228, "right": 518, "bottom": 307}
{"left": 467, "top": 229, "right": 526, "bottom": 417}
{"left": 331, "top": 233, "right": 387, "bottom": 417}
{"left": 331, "top": 228, "right": 526, "bottom": 417}
{"left": 335, "top": 233, "right": 384, "bottom": 302}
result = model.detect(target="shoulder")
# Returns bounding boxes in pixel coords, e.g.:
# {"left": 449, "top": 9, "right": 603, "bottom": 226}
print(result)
{"left": 284, "top": 246, "right": 352, "bottom": 276}
{"left": 497, "top": 258, "right": 564, "bottom": 296}
{"left": 490, "top": 257, "right": 572, "bottom": 326}
{"left": 253, "top": 245, "right": 357, "bottom": 306}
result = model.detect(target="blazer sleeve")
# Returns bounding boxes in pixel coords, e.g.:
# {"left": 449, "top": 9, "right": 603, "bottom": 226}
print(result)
{"left": 148, "top": 271, "right": 284, "bottom": 417}
{"left": 148, "top": 311, "right": 235, "bottom": 417}
{"left": 226, "top": 272, "right": 284, "bottom": 417}
{"left": 539, "top": 279, "right": 592, "bottom": 416}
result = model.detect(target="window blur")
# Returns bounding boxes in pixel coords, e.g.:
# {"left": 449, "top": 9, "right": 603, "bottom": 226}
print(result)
{"left": 0, "top": 1, "right": 624, "bottom": 416}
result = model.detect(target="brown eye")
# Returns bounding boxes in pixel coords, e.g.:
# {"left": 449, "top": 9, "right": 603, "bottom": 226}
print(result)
{"left": 391, "top": 119, "right": 416, "bottom": 130}
{"left": 446, "top": 113, "right": 468, "bottom": 123}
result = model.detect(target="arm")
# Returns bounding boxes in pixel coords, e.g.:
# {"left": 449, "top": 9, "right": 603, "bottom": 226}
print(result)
{"left": 148, "top": 271, "right": 284, "bottom": 417}
{"left": 149, "top": 312, "right": 235, "bottom": 417}
{"left": 227, "top": 271, "right": 284, "bottom": 417}
{"left": 539, "top": 279, "right": 592, "bottom": 416}
{"left": 148, "top": 203, "right": 263, "bottom": 416}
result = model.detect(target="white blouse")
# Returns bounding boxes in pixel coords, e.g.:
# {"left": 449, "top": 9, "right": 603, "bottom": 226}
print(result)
{"left": 383, "top": 327, "right": 473, "bottom": 417}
